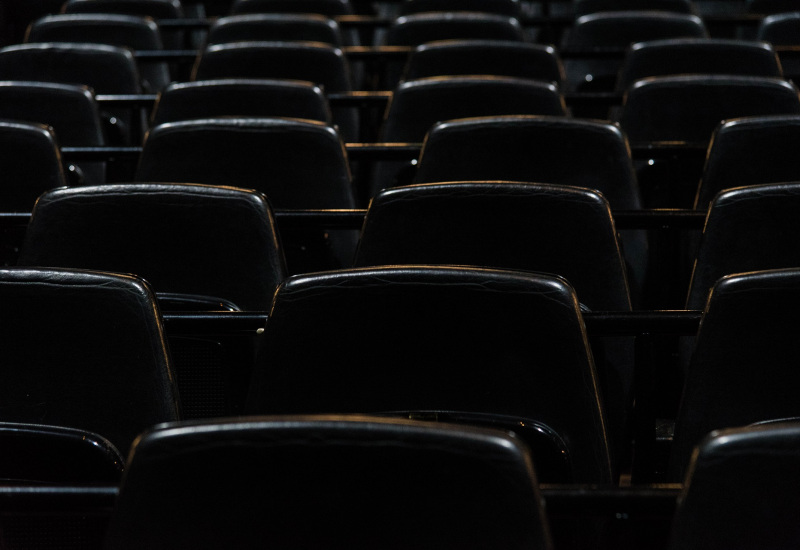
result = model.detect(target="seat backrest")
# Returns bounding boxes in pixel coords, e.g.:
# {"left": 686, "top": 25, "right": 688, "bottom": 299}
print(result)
{"left": 191, "top": 41, "right": 357, "bottom": 139}
{"left": 373, "top": 77, "right": 566, "bottom": 197}
{"left": 618, "top": 75, "right": 800, "bottom": 144}
{"left": 0, "top": 422, "right": 124, "bottom": 484}
{"left": 758, "top": 11, "right": 800, "bottom": 44}
{"left": 562, "top": 11, "right": 708, "bottom": 95}
{"left": 355, "top": 182, "right": 631, "bottom": 312}
{"left": 0, "top": 42, "right": 141, "bottom": 94}
{"left": 192, "top": 41, "right": 351, "bottom": 91}
{"left": 246, "top": 266, "right": 614, "bottom": 484}
{"left": 105, "top": 416, "right": 553, "bottom": 549}
{"left": 385, "top": 12, "right": 525, "bottom": 45}
{"left": 380, "top": 76, "right": 565, "bottom": 143}
{"left": 206, "top": 13, "right": 343, "bottom": 46}
{"left": 616, "top": 38, "right": 783, "bottom": 91}
{"left": 563, "top": 11, "right": 707, "bottom": 48}
{"left": 62, "top": 0, "right": 184, "bottom": 18}
{"left": 230, "top": 0, "right": 354, "bottom": 15}
{"left": 0, "top": 81, "right": 105, "bottom": 185}
{"left": 17, "top": 183, "right": 286, "bottom": 311}
{"left": 687, "top": 183, "right": 800, "bottom": 309}
{"left": 397, "top": 0, "right": 522, "bottom": 16}
{"left": 403, "top": 40, "right": 564, "bottom": 85}
{"left": 0, "top": 268, "right": 180, "bottom": 455}
{"left": 25, "top": 14, "right": 170, "bottom": 93}
{"left": 574, "top": 0, "right": 696, "bottom": 16}
{"left": 673, "top": 268, "right": 800, "bottom": 479}
{"left": 695, "top": 115, "right": 800, "bottom": 210}
{"left": 669, "top": 422, "right": 800, "bottom": 550}
{"left": 0, "top": 120, "right": 65, "bottom": 212}
{"left": 414, "top": 115, "right": 640, "bottom": 210}
{"left": 136, "top": 118, "right": 354, "bottom": 208}
{"left": 150, "top": 79, "right": 332, "bottom": 127}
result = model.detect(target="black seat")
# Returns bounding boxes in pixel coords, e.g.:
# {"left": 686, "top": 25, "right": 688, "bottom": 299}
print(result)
{"left": 206, "top": 13, "right": 343, "bottom": 46}
{"left": 0, "top": 422, "right": 124, "bottom": 484}
{"left": 192, "top": 41, "right": 357, "bottom": 140}
{"left": 687, "top": 183, "right": 800, "bottom": 309}
{"left": 17, "top": 183, "right": 286, "bottom": 312}
{"left": 397, "top": 0, "right": 523, "bottom": 16}
{"left": 0, "top": 81, "right": 106, "bottom": 186}
{"left": 620, "top": 75, "right": 800, "bottom": 144}
{"left": 385, "top": 12, "right": 525, "bottom": 45}
{"left": 0, "top": 120, "right": 65, "bottom": 213}
{"left": 230, "top": 0, "right": 354, "bottom": 15}
{"left": 25, "top": 14, "right": 171, "bottom": 92}
{"left": 353, "top": 182, "right": 633, "bottom": 466}
{"left": 574, "top": 0, "right": 696, "bottom": 16}
{"left": 105, "top": 416, "right": 554, "bottom": 549}
{"left": 0, "top": 267, "right": 179, "bottom": 455}
{"left": 62, "top": 0, "right": 184, "bottom": 18}
{"left": 695, "top": 115, "right": 800, "bottom": 210}
{"left": 675, "top": 267, "right": 800, "bottom": 477}
{"left": 561, "top": 11, "right": 708, "bottom": 94}
{"left": 412, "top": 115, "right": 647, "bottom": 300}
{"left": 618, "top": 75, "right": 800, "bottom": 207}
{"left": 758, "top": 12, "right": 800, "bottom": 82}
{"left": 616, "top": 38, "right": 783, "bottom": 92}
{"left": 402, "top": 39, "right": 564, "bottom": 85}
{"left": 383, "top": 12, "right": 525, "bottom": 88}
{"left": 60, "top": 0, "right": 187, "bottom": 49}
{"left": 136, "top": 118, "right": 356, "bottom": 273}
{"left": 149, "top": 78, "right": 332, "bottom": 127}
{"left": 373, "top": 77, "right": 566, "bottom": 196}
{"left": 669, "top": 422, "right": 800, "bottom": 550}
{"left": 414, "top": 115, "right": 640, "bottom": 210}
{"left": 246, "top": 266, "right": 615, "bottom": 484}
{"left": 0, "top": 42, "right": 146, "bottom": 146}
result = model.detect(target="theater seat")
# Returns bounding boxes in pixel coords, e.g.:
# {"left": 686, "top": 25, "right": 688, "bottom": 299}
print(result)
{"left": 0, "top": 120, "right": 65, "bottom": 213}
{"left": 687, "top": 183, "right": 800, "bottom": 309}
{"left": 616, "top": 38, "right": 783, "bottom": 92}
{"left": 230, "top": 0, "right": 354, "bottom": 16}
{"left": 0, "top": 422, "right": 124, "bottom": 484}
{"left": 670, "top": 422, "right": 800, "bottom": 549}
{"left": 25, "top": 14, "right": 171, "bottom": 92}
{"left": 574, "top": 0, "right": 696, "bottom": 16}
{"left": 17, "top": 183, "right": 286, "bottom": 312}
{"left": 561, "top": 11, "right": 708, "bottom": 94}
{"left": 673, "top": 268, "right": 800, "bottom": 479}
{"left": 0, "top": 268, "right": 179, "bottom": 455}
{"left": 618, "top": 75, "right": 800, "bottom": 207}
{"left": 246, "top": 266, "right": 615, "bottom": 484}
{"left": 206, "top": 13, "right": 343, "bottom": 46}
{"left": 149, "top": 79, "right": 332, "bottom": 127}
{"left": 396, "top": 0, "right": 523, "bottom": 16}
{"left": 402, "top": 40, "right": 565, "bottom": 85}
{"left": 192, "top": 41, "right": 357, "bottom": 139}
{"left": 105, "top": 416, "right": 554, "bottom": 549}
{"left": 382, "top": 12, "right": 525, "bottom": 87}
{"left": 136, "top": 118, "right": 356, "bottom": 273}
{"left": 373, "top": 76, "right": 566, "bottom": 196}
{"left": 0, "top": 42, "right": 146, "bottom": 145}
{"left": 0, "top": 81, "right": 106, "bottom": 186}
{"left": 695, "top": 115, "right": 800, "bottom": 210}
